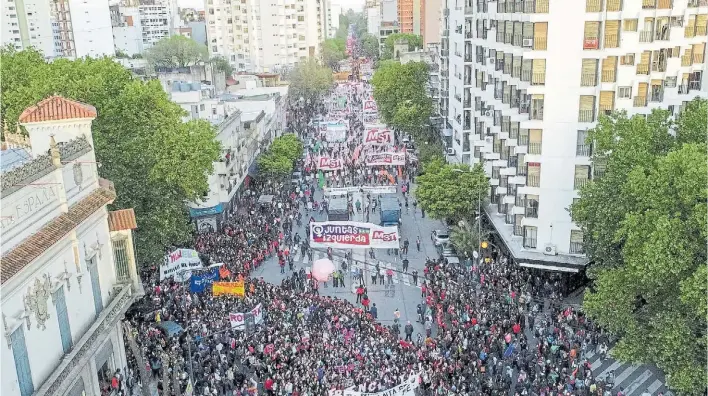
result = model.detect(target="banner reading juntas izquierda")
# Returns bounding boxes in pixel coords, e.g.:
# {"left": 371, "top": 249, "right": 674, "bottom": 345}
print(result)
{"left": 365, "top": 152, "right": 406, "bottom": 166}
{"left": 309, "top": 221, "right": 400, "bottom": 249}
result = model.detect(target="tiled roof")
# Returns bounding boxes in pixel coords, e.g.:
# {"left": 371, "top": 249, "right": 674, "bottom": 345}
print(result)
{"left": 0, "top": 186, "right": 116, "bottom": 284}
{"left": 18, "top": 96, "right": 97, "bottom": 124}
{"left": 108, "top": 208, "right": 138, "bottom": 231}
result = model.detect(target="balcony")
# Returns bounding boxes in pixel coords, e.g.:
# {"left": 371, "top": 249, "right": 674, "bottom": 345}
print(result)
{"left": 569, "top": 242, "right": 585, "bottom": 254}
{"left": 576, "top": 144, "right": 591, "bottom": 156}
{"left": 517, "top": 164, "right": 528, "bottom": 175}
{"left": 650, "top": 88, "right": 664, "bottom": 102}
{"left": 604, "top": 34, "right": 619, "bottom": 48}
{"left": 639, "top": 30, "right": 653, "bottom": 42}
{"left": 655, "top": 28, "right": 670, "bottom": 41}
{"left": 466, "top": 31, "right": 473, "bottom": 39}
{"left": 578, "top": 109, "right": 595, "bottom": 122}
{"left": 531, "top": 73, "right": 545, "bottom": 85}
{"left": 534, "top": 37, "right": 548, "bottom": 50}
{"left": 530, "top": 106, "right": 544, "bottom": 120}
{"left": 521, "top": 70, "right": 532, "bottom": 82}
{"left": 694, "top": 51, "right": 705, "bottom": 64}
{"left": 651, "top": 60, "right": 667, "bottom": 72}
{"left": 574, "top": 177, "right": 590, "bottom": 189}
{"left": 689, "top": 80, "right": 702, "bottom": 90}
{"left": 586, "top": 0, "right": 602, "bottom": 12}
{"left": 512, "top": 65, "right": 522, "bottom": 78}
{"left": 581, "top": 73, "right": 597, "bottom": 86}
{"left": 528, "top": 142, "right": 542, "bottom": 155}
{"left": 523, "top": 237, "right": 538, "bottom": 248}
{"left": 636, "top": 64, "right": 649, "bottom": 75}
{"left": 598, "top": 103, "right": 614, "bottom": 114}
{"left": 514, "top": 225, "right": 523, "bottom": 236}
{"left": 465, "top": 54, "right": 474, "bottom": 62}
{"left": 465, "top": 6, "right": 475, "bottom": 13}
{"left": 525, "top": 204, "right": 539, "bottom": 218}
{"left": 678, "top": 84, "right": 690, "bottom": 94}
{"left": 697, "top": 25, "right": 707, "bottom": 36}
{"left": 599, "top": 69, "right": 617, "bottom": 83}
{"left": 583, "top": 38, "right": 599, "bottom": 50}
{"left": 633, "top": 96, "right": 648, "bottom": 107}
{"left": 681, "top": 54, "right": 692, "bottom": 66}
{"left": 527, "top": 174, "right": 540, "bottom": 187}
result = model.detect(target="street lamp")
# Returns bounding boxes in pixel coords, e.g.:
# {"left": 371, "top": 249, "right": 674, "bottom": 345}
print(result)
{"left": 452, "top": 168, "right": 483, "bottom": 261}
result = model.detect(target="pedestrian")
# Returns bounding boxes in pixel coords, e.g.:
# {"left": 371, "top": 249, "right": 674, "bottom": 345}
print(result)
{"left": 370, "top": 303, "right": 378, "bottom": 319}
{"left": 412, "top": 269, "right": 419, "bottom": 285}
{"left": 416, "top": 236, "right": 421, "bottom": 251}
{"left": 404, "top": 321, "right": 414, "bottom": 342}
{"left": 402, "top": 257, "right": 409, "bottom": 272}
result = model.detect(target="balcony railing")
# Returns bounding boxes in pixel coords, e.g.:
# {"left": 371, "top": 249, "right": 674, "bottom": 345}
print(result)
{"left": 639, "top": 30, "right": 653, "bottom": 42}
{"left": 598, "top": 104, "right": 614, "bottom": 114}
{"left": 523, "top": 237, "right": 538, "bottom": 248}
{"left": 514, "top": 225, "right": 523, "bottom": 236}
{"left": 649, "top": 89, "right": 664, "bottom": 102}
{"left": 527, "top": 174, "right": 540, "bottom": 187}
{"left": 636, "top": 64, "right": 650, "bottom": 74}
{"left": 525, "top": 205, "right": 539, "bottom": 218}
{"left": 528, "top": 142, "right": 542, "bottom": 154}
{"left": 534, "top": 37, "right": 548, "bottom": 50}
{"left": 689, "top": 80, "right": 702, "bottom": 90}
{"left": 531, "top": 106, "right": 544, "bottom": 120}
{"left": 578, "top": 109, "right": 595, "bottom": 122}
{"left": 678, "top": 84, "right": 690, "bottom": 94}
{"left": 601, "top": 70, "right": 616, "bottom": 82}
{"left": 580, "top": 73, "right": 597, "bottom": 86}
{"left": 576, "top": 144, "right": 591, "bottom": 156}
{"left": 531, "top": 73, "right": 546, "bottom": 85}
{"left": 465, "top": 31, "right": 473, "bottom": 39}
{"left": 512, "top": 65, "right": 522, "bottom": 78}
{"left": 697, "top": 25, "right": 707, "bottom": 36}
{"left": 574, "top": 177, "right": 589, "bottom": 189}
{"left": 521, "top": 69, "right": 532, "bottom": 82}
{"left": 569, "top": 242, "right": 585, "bottom": 254}
{"left": 633, "top": 96, "right": 648, "bottom": 107}
{"left": 604, "top": 34, "right": 619, "bottom": 48}
{"left": 694, "top": 51, "right": 705, "bottom": 64}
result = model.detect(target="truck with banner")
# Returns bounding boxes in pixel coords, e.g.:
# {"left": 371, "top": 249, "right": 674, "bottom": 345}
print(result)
{"left": 379, "top": 196, "right": 401, "bottom": 227}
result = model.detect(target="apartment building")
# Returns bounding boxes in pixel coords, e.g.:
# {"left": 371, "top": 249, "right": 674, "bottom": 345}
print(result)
{"left": 205, "top": 0, "right": 329, "bottom": 73}
{"left": 398, "top": 0, "right": 415, "bottom": 33}
{"left": 2, "top": 0, "right": 56, "bottom": 57}
{"left": 423, "top": 0, "right": 441, "bottom": 45}
{"left": 440, "top": 0, "right": 708, "bottom": 272}
{"left": 50, "top": 0, "right": 115, "bottom": 58}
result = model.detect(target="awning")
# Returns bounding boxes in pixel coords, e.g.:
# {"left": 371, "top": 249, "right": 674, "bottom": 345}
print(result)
{"left": 247, "top": 159, "right": 258, "bottom": 177}
{"left": 518, "top": 262, "right": 580, "bottom": 273}
{"left": 157, "top": 321, "right": 184, "bottom": 337}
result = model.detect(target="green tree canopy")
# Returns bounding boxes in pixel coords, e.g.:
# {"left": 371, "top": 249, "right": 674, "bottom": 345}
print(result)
{"left": 257, "top": 133, "right": 303, "bottom": 178}
{"left": 415, "top": 158, "right": 488, "bottom": 222}
{"left": 371, "top": 61, "right": 433, "bottom": 138}
{"left": 322, "top": 38, "right": 346, "bottom": 71}
{"left": 1, "top": 47, "right": 221, "bottom": 266}
{"left": 287, "top": 59, "right": 333, "bottom": 104}
{"left": 450, "top": 220, "right": 492, "bottom": 258}
{"left": 570, "top": 99, "right": 708, "bottom": 394}
{"left": 381, "top": 33, "right": 423, "bottom": 60}
{"left": 145, "top": 35, "right": 208, "bottom": 68}
{"left": 360, "top": 33, "right": 380, "bottom": 60}
{"left": 210, "top": 55, "right": 233, "bottom": 77}
{"left": 336, "top": 10, "right": 367, "bottom": 39}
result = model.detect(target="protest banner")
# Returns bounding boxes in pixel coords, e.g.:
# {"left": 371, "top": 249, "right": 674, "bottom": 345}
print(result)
{"left": 328, "top": 373, "right": 419, "bottom": 396}
{"left": 362, "top": 100, "right": 378, "bottom": 113}
{"left": 325, "top": 126, "right": 347, "bottom": 142}
{"left": 363, "top": 127, "right": 393, "bottom": 145}
{"left": 189, "top": 267, "right": 220, "bottom": 293}
{"left": 363, "top": 113, "right": 379, "bottom": 124}
{"left": 317, "top": 157, "right": 345, "bottom": 171}
{"left": 161, "top": 248, "right": 203, "bottom": 281}
{"left": 365, "top": 152, "right": 406, "bottom": 166}
{"left": 324, "top": 186, "right": 397, "bottom": 195}
{"left": 213, "top": 280, "right": 245, "bottom": 297}
{"left": 310, "top": 221, "right": 400, "bottom": 249}
{"left": 229, "top": 303, "right": 264, "bottom": 330}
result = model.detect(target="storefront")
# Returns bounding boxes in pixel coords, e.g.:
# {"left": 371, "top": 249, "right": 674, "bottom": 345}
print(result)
{"left": 190, "top": 203, "right": 225, "bottom": 233}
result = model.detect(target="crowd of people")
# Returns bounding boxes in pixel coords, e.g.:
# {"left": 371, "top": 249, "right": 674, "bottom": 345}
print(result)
{"left": 119, "top": 58, "right": 630, "bottom": 396}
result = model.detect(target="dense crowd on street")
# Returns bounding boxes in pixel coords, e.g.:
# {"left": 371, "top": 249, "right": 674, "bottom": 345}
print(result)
{"left": 119, "top": 58, "right": 633, "bottom": 396}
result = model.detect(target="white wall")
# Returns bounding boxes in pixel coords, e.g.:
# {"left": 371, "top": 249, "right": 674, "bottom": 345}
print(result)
{"left": 1, "top": 0, "right": 55, "bottom": 57}
{"left": 366, "top": 7, "right": 380, "bottom": 36}
{"left": 69, "top": 0, "right": 115, "bottom": 58}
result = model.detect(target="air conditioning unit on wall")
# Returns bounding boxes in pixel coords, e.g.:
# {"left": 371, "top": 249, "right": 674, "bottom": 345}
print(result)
{"left": 543, "top": 244, "right": 557, "bottom": 256}
{"left": 522, "top": 38, "right": 533, "bottom": 47}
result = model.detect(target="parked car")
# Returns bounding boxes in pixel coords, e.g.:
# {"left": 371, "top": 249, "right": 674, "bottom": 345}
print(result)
{"left": 431, "top": 229, "right": 450, "bottom": 246}
{"left": 441, "top": 243, "right": 457, "bottom": 257}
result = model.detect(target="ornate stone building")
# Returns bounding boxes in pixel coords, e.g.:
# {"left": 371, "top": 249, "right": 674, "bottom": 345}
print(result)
{"left": 0, "top": 96, "right": 142, "bottom": 396}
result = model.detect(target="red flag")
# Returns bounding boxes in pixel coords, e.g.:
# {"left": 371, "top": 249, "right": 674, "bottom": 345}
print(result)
{"left": 219, "top": 266, "right": 231, "bottom": 279}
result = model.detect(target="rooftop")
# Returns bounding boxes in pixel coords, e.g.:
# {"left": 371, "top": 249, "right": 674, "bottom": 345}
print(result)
{"left": 19, "top": 96, "right": 97, "bottom": 124}
{"left": 108, "top": 208, "right": 138, "bottom": 231}
{"left": 0, "top": 147, "right": 31, "bottom": 172}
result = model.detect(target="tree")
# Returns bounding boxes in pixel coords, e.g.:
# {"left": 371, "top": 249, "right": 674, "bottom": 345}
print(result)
{"left": 360, "top": 33, "right": 380, "bottom": 60}
{"left": 336, "top": 10, "right": 366, "bottom": 40}
{"left": 256, "top": 133, "right": 303, "bottom": 178}
{"left": 371, "top": 61, "right": 433, "bottom": 138}
{"left": 570, "top": 99, "right": 708, "bottom": 395}
{"left": 145, "top": 35, "right": 207, "bottom": 68}
{"left": 287, "top": 59, "right": 333, "bottom": 104}
{"left": 322, "top": 38, "right": 346, "bottom": 71}
{"left": 381, "top": 33, "right": 423, "bottom": 60}
{"left": 210, "top": 55, "right": 233, "bottom": 77}
{"left": 415, "top": 158, "right": 488, "bottom": 222}
{"left": 450, "top": 220, "right": 492, "bottom": 258}
{"left": 1, "top": 47, "right": 221, "bottom": 267}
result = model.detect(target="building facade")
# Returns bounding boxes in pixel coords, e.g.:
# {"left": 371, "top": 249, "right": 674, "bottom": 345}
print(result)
{"left": 0, "top": 96, "right": 141, "bottom": 396}
{"left": 422, "top": 0, "right": 441, "bottom": 45}
{"left": 51, "top": 0, "right": 115, "bottom": 58}
{"left": 205, "top": 0, "right": 327, "bottom": 73}
{"left": 2, "top": 0, "right": 56, "bottom": 57}
{"left": 440, "top": 0, "right": 708, "bottom": 272}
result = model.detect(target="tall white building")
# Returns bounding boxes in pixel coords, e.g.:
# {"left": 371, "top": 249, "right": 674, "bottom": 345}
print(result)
{"left": 50, "top": 0, "right": 115, "bottom": 58}
{"left": 205, "top": 0, "right": 327, "bottom": 73}
{"left": 2, "top": 0, "right": 56, "bottom": 57}
{"left": 111, "top": 1, "right": 177, "bottom": 56}
{"left": 440, "top": 0, "right": 708, "bottom": 272}
{"left": 367, "top": 6, "right": 381, "bottom": 36}
{"left": 0, "top": 96, "right": 141, "bottom": 396}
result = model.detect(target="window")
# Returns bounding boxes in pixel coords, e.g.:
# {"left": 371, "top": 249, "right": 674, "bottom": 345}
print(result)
{"left": 583, "top": 21, "right": 601, "bottom": 49}
{"left": 527, "top": 162, "right": 541, "bottom": 187}
{"left": 525, "top": 194, "right": 539, "bottom": 218}
{"left": 570, "top": 230, "right": 585, "bottom": 254}
{"left": 10, "top": 326, "right": 34, "bottom": 396}
{"left": 531, "top": 59, "right": 546, "bottom": 85}
{"left": 618, "top": 86, "right": 632, "bottom": 98}
{"left": 604, "top": 20, "right": 620, "bottom": 48}
{"left": 665, "top": 76, "right": 677, "bottom": 88}
{"left": 599, "top": 91, "right": 615, "bottom": 114}
{"left": 199, "top": 103, "right": 205, "bottom": 111}
{"left": 534, "top": 22, "right": 548, "bottom": 50}
{"left": 576, "top": 130, "right": 591, "bottom": 156}
{"left": 574, "top": 165, "right": 591, "bottom": 189}
{"left": 88, "top": 258, "right": 103, "bottom": 318}
{"left": 580, "top": 59, "right": 598, "bottom": 86}
{"left": 523, "top": 226, "right": 538, "bottom": 248}
{"left": 578, "top": 95, "right": 596, "bottom": 122}
{"left": 601, "top": 56, "right": 617, "bottom": 82}
{"left": 52, "top": 286, "right": 73, "bottom": 353}
{"left": 528, "top": 129, "right": 542, "bottom": 154}
{"left": 620, "top": 53, "right": 635, "bottom": 65}
{"left": 623, "top": 19, "right": 638, "bottom": 31}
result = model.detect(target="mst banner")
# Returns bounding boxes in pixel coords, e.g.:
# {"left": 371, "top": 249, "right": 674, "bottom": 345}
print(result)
{"left": 363, "top": 99, "right": 378, "bottom": 113}
{"left": 310, "top": 221, "right": 400, "bottom": 249}
{"left": 161, "top": 248, "right": 203, "bottom": 281}
{"left": 365, "top": 152, "right": 406, "bottom": 166}
{"left": 317, "top": 157, "right": 345, "bottom": 171}
{"left": 363, "top": 127, "right": 393, "bottom": 145}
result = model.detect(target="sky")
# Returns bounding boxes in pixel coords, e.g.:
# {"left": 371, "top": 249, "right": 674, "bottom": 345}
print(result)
{"left": 177, "top": 0, "right": 365, "bottom": 12}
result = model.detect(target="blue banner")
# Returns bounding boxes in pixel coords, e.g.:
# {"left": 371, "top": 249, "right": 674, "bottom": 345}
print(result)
{"left": 190, "top": 267, "right": 220, "bottom": 293}
{"left": 189, "top": 203, "right": 224, "bottom": 218}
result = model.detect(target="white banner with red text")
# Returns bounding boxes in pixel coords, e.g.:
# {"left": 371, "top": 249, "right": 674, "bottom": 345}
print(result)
{"left": 317, "top": 157, "right": 345, "bottom": 171}
{"left": 363, "top": 99, "right": 378, "bottom": 113}
{"left": 328, "top": 374, "right": 420, "bottom": 396}
{"left": 229, "top": 304, "right": 264, "bottom": 330}
{"left": 310, "top": 221, "right": 400, "bottom": 249}
{"left": 365, "top": 152, "right": 406, "bottom": 166}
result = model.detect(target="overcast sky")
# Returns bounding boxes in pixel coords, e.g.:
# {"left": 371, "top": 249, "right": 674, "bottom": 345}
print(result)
{"left": 177, "top": 0, "right": 364, "bottom": 12}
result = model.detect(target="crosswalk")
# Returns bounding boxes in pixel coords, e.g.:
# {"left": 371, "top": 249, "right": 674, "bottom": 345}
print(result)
{"left": 577, "top": 350, "right": 669, "bottom": 395}
{"left": 295, "top": 249, "right": 422, "bottom": 289}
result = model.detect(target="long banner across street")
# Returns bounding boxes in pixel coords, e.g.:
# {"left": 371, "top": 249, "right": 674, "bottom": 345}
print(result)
{"left": 365, "top": 152, "right": 406, "bottom": 166}
{"left": 310, "top": 221, "right": 400, "bottom": 249}
{"left": 328, "top": 373, "right": 420, "bottom": 396}
{"left": 323, "top": 186, "right": 397, "bottom": 195}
